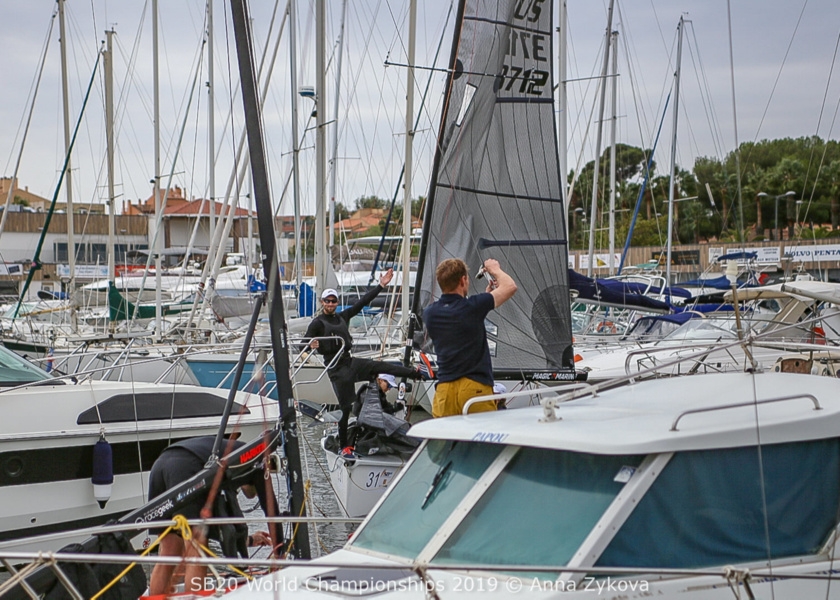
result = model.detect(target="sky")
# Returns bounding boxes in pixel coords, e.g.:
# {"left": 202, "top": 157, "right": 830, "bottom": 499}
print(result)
{"left": 0, "top": 0, "right": 838, "bottom": 225}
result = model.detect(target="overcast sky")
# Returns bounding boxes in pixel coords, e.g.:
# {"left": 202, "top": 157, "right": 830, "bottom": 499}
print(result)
{"left": 0, "top": 0, "right": 837, "bottom": 222}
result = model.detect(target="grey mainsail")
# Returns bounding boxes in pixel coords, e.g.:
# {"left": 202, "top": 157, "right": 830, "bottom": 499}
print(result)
{"left": 413, "top": 0, "right": 574, "bottom": 378}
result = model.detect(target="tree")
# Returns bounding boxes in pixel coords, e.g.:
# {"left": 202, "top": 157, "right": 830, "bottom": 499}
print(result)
{"left": 354, "top": 196, "right": 386, "bottom": 210}
{"left": 334, "top": 201, "right": 352, "bottom": 221}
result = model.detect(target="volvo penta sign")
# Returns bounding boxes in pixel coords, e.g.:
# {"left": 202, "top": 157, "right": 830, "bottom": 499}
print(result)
{"left": 784, "top": 244, "right": 840, "bottom": 263}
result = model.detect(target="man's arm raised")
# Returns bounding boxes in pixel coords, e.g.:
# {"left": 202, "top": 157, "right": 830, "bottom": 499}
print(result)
{"left": 483, "top": 259, "right": 517, "bottom": 308}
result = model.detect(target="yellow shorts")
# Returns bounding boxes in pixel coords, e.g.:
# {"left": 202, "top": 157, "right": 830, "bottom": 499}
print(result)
{"left": 432, "top": 378, "right": 497, "bottom": 418}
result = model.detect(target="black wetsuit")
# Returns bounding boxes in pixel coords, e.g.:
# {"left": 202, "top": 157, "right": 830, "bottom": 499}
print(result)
{"left": 304, "top": 285, "right": 417, "bottom": 447}
{"left": 148, "top": 437, "right": 274, "bottom": 543}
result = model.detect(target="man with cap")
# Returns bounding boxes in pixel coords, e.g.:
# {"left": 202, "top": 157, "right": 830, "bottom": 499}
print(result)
{"left": 352, "top": 373, "right": 403, "bottom": 417}
{"left": 304, "top": 268, "right": 424, "bottom": 450}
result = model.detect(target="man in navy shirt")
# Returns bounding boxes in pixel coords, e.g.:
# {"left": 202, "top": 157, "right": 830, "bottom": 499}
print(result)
{"left": 423, "top": 258, "right": 517, "bottom": 417}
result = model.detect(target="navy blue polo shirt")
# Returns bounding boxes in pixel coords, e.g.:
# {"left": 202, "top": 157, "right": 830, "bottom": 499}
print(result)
{"left": 423, "top": 292, "right": 495, "bottom": 386}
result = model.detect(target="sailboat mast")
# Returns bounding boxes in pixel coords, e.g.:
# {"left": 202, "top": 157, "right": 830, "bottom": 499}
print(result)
{"left": 315, "top": 0, "right": 327, "bottom": 294}
{"left": 404, "top": 0, "right": 467, "bottom": 366}
{"left": 289, "top": 0, "right": 303, "bottom": 293}
{"left": 208, "top": 0, "right": 216, "bottom": 244}
{"left": 402, "top": 0, "right": 417, "bottom": 328}
{"left": 329, "top": 0, "right": 347, "bottom": 257}
{"left": 229, "top": 0, "right": 311, "bottom": 559}
{"left": 58, "top": 0, "right": 77, "bottom": 328}
{"left": 105, "top": 30, "right": 116, "bottom": 288}
{"left": 665, "top": 17, "right": 684, "bottom": 289}
{"left": 558, "top": 0, "right": 569, "bottom": 234}
{"left": 608, "top": 30, "right": 618, "bottom": 275}
{"left": 586, "top": 0, "right": 615, "bottom": 277}
{"left": 152, "top": 0, "right": 163, "bottom": 340}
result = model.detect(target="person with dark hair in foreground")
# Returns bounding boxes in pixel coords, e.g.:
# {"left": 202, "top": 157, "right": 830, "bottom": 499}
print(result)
{"left": 147, "top": 436, "right": 278, "bottom": 596}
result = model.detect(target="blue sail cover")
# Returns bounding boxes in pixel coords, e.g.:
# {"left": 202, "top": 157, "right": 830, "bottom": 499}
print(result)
{"left": 677, "top": 274, "right": 762, "bottom": 291}
{"left": 416, "top": 0, "right": 574, "bottom": 377}
{"left": 569, "top": 270, "right": 688, "bottom": 312}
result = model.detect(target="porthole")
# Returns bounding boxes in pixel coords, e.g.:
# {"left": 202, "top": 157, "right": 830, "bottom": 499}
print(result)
{"left": 3, "top": 456, "right": 24, "bottom": 478}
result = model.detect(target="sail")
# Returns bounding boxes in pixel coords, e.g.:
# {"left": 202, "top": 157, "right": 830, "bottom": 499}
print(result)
{"left": 416, "top": 0, "right": 574, "bottom": 378}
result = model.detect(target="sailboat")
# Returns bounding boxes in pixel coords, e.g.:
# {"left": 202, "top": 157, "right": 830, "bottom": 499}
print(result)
{"left": 410, "top": 0, "right": 576, "bottom": 387}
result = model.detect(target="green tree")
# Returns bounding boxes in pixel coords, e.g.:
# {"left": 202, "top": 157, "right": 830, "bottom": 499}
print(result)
{"left": 355, "top": 195, "right": 386, "bottom": 210}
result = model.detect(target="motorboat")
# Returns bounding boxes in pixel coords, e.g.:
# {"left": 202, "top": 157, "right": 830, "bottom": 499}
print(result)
{"left": 0, "top": 342, "right": 279, "bottom": 554}
{"left": 229, "top": 370, "right": 840, "bottom": 598}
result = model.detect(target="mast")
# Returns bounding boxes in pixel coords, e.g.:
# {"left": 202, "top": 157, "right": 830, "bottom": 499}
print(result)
{"left": 229, "top": 0, "right": 311, "bottom": 559}
{"left": 401, "top": 0, "right": 417, "bottom": 328}
{"left": 586, "top": 0, "right": 615, "bottom": 277}
{"left": 608, "top": 30, "right": 618, "bottom": 275}
{"left": 314, "top": 0, "right": 327, "bottom": 294}
{"left": 558, "top": 0, "right": 568, "bottom": 234}
{"left": 405, "top": 0, "right": 466, "bottom": 367}
{"left": 105, "top": 30, "right": 116, "bottom": 289}
{"left": 58, "top": 0, "right": 77, "bottom": 331}
{"left": 289, "top": 0, "right": 303, "bottom": 294}
{"left": 152, "top": 0, "right": 163, "bottom": 340}
{"left": 329, "top": 0, "right": 347, "bottom": 258}
{"left": 665, "top": 17, "right": 684, "bottom": 289}
{"left": 208, "top": 0, "right": 216, "bottom": 245}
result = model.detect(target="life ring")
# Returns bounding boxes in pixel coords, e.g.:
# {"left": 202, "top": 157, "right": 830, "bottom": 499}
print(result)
{"left": 596, "top": 321, "right": 617, "bottom": 334}
{"left": 812, "top": 326, "right": 826, "bottom": 345}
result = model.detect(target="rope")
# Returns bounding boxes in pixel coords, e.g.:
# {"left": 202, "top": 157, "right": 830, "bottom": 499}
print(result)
{"left": 92, "top": 513, "right": 259, "bottom": 600}
{"left": 723, "top": 565, "right": 755, "bottom": 600}
{"left": 284, "top": 479, "right": 312, "bottom": 559}
{"left": 91, "top": 514, "right": 191, "bottom": 600}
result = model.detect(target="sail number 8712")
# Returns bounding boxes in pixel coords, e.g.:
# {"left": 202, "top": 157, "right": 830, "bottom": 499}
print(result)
{"left": 495, "top": 66, "right": 549, "bottom": 96}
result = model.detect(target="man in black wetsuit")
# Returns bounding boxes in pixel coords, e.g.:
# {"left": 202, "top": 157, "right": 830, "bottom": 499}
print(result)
{"left": 147, "top": 436, "right": 277, "bottom": 596}
{"left": 304, "top": 268, "right": 423, "bottom": 451}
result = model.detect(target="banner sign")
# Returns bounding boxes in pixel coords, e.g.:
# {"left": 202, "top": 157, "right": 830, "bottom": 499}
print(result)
{"left": 708, "top": 246, "right": 781, "bottom": 265}
{"left": 784, "top": 244, "right": 840, "bottom": 263}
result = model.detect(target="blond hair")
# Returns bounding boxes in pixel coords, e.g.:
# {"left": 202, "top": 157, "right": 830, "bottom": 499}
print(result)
{"left": 436, "top": 258, "right": 468, "bottom": 293}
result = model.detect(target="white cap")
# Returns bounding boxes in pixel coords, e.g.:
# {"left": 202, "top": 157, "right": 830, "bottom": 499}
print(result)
{"left": 378, "top": 373, "right": 397, "bottom": 389}
{"left": 321, "top": 288, "right": 339, "bottom": 300}
{"left": 493, "top": 382, "right": 507, "bottom": 395}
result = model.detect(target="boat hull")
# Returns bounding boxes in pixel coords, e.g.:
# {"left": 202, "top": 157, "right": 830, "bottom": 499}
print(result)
{"left": 322, "top": 439, "right": 405, "bottom": 518}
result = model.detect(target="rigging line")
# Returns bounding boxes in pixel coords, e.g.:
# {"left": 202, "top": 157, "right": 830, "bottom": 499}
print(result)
{"left": 725, "top": 0, "right": 745, "bottom": 244}
{"left": 567, "top": 34, "right": 606, "bottom": 194}
{"left": 337, "top": 0, "right": 388, "bottom": 200}
{"left": 0, "top": 6, "right": 57, "bottom": 236}
{"left": 128, "top": 35, "right": 208, "bottom": 323}
{"left": 746, "top": 370, "right": 777, "bottom": 600}
{"left": 369, "top": 1, "right": 454, "bottom": 285}
{"left": 13, "top": 44, "right": 103, "bottom": 320}
{"left": 615, "top": 3, "right": 653, "bottom": 142}
{"left": 742, "top": 0, "right": 809, "bottom": 171}
{"left": 799, "top": 31, "right": 840, "bottom": 222}
{"left": 682, "top": 37, "right": 711, "bottom": 161}
{"left": 686, "top": 23, "right": 726, "bottom": 158}
{"left": 2, "top": 6, "right": 57, "bottom": 173}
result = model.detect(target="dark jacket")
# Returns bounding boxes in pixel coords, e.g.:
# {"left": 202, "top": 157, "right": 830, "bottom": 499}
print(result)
{"left": 303, "top": 285, "right": 384, "bottom": 365}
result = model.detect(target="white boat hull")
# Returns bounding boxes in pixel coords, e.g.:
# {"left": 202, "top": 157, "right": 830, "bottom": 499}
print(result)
{"left": 322, "top": 440, "right": 405, "bottom": 518}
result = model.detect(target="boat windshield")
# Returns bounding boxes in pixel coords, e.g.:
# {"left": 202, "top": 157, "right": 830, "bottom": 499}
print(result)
{"left": 661, "top": 318, "right": 740, "bottom": 341}
{"left": 351, "top": 440, "right": 644, "bottom": 573}
{"left": 0, "top": 345, "right": 54, "bottom": 385}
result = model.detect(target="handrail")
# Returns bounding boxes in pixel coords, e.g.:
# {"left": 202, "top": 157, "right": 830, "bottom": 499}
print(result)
{"left": 462, "top": 382, "right": 593, "bottom": 416}
{"left": 289, "top": 336, "right": 346, "bottom": 389}
{"left": 670, "top": 393, "right": 822, "bottom": 431}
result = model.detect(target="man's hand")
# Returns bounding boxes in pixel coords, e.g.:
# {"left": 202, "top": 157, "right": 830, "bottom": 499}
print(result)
{"left": 379, "top": 268, "right": 394, "bottom": 287}
{"left": 248, "top": 531, "right": 272, "bottom": 546}
{"left": 482, "top": 258, "right": 517, "bottom": 308}
{"left": 309, "top": 339, "right": 319, "bottom": 349}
